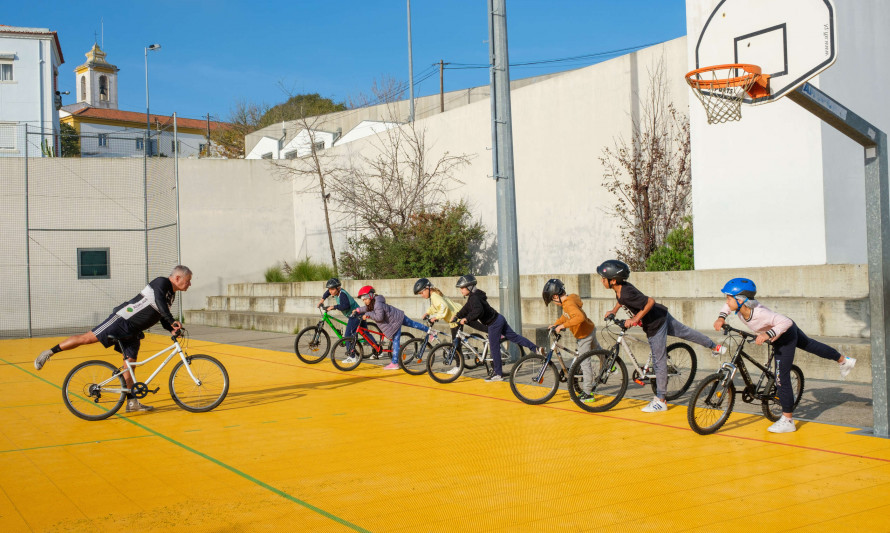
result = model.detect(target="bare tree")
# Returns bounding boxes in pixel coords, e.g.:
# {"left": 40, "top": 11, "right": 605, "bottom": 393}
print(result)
{"left": 600, "top": 60, "right": 692, "bottom": 270}
{"left": 210, "top": 99, "right": 269, "bottom": 158}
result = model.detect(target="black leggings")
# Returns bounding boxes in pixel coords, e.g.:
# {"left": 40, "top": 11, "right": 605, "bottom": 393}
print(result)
{"left": 772, "top": 323, "right": 841, "bottom": 413}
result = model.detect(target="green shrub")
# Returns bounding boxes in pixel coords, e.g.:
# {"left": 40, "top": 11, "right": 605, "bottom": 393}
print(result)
{"left": 645, "top": 218, "right": 694, "bottom": 272}
{"left": 264, "top": 265, "right": 287, "bottom": 282}
{"left": 284, "top": 258, "right": 336, "bottom": 283}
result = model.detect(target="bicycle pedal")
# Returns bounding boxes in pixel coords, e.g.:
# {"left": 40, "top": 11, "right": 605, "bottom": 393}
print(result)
{"left": 633, "top": 379, "right": 646, "bottom": 386}
{"left": 151, "top": 387, "right": 160, "bottom": 394}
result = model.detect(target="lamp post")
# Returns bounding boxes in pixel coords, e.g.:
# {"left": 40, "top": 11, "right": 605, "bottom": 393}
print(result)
{"left": 144, "top": 43, "right": 161, "bottom": 154}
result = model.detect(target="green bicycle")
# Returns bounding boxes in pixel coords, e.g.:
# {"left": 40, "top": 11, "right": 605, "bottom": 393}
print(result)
{"left": 294, "top": 305, "right": 381, "bottom": 363}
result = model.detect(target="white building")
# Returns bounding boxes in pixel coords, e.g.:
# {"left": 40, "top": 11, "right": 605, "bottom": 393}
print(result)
{"left": 245, "top": 120, "right": 398, "bottom": 160}
{"left": 0, "top": 25, "right": 64, "bottom": 157}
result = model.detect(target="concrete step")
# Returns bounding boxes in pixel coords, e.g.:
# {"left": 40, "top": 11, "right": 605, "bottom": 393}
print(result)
{"left": 184, "top": 309, "right": 872, "bottom": 384}
{"left": 203, "top": 293, "right": 868, "bottom": 340}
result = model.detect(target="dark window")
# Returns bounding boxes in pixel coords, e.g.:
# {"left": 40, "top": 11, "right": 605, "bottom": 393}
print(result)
{"left": 97, "top": 133, "right": 108, "bottom": 147}
{"left": 77, "top": 248, "right": 110, "bottom": 279}
{"left": 99, "top": 75, "right": 108, "bottom": 100}
{"left": 80, "top": 76, "right": 86, "bottom": 100}
{"left": 136, "top": 138, "right": 144, "bottom": 150}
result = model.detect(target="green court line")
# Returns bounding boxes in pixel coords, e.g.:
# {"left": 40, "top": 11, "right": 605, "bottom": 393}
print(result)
{"left": 224, "top": 425, "right": 240, "bottom": 428}
{"left": 184, "top": 429, "right": 201, "bottom": 433}
{"left": 0, "top": 434, "right": 154, "bottom": 454}
{"left": 3, "top": 358, "right": 371, "bottom": 533}
{"left": 261, "top": 421, "right": 277, "bottom": 424}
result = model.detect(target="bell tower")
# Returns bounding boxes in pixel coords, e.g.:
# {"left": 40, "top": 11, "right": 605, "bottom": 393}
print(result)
{"left": 74, "top": 43, "right": 119, "bottom": 109}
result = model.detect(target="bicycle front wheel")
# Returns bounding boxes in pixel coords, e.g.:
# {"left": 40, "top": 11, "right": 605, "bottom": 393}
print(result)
{"left": 653, "top": 342, "right": 697, "bottom": 401}
{"left": 169, "top": 355, "right": 230, "bottom": 413}
{"left": 687, "top": 373, "right": 736, "bottom": 435}
{"left": 398, "top": 338, "right": 431, "bottom": 375}
{"left": 568, "top": 350, "right": 628, "bottom": 413}
{"left": 63, "top": 360, "right": 126, "bottom": 421}
{"left": 330, "top": 337, "right": 364, "bottom": 371}
{"left": 762, "top": 364, "right": 805, "bottom": 422}
{"left": 427, "top": 343, "right": 464, "bottom": 384}
{"left": 462, "top": 334, "right": 487, "bottom": 369}
{"left": 509, "top": 354, "right": 559, "bottom": 405}
{"left": 294, "top": 326, "right": 330, "bottom": 364}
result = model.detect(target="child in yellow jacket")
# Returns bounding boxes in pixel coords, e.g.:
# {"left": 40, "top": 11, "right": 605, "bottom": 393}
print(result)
{"left": 414, "top": 278, "right": 485, "bottom": 340}
{"left": 543, "top": 278, "right": 602, "bottom": 402}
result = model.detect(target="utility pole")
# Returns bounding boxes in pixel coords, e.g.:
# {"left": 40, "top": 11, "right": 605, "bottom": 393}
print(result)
{"left": 488, "top": 0, "right": 523, "bottom": 362}
{"left": 407, "top": 0, "right": 415, "bottom": 122}
{"left": 205, "top": 113, "right": 211, "bottom": 157}
{"left": 439, "top": 60, "right": 448, "bottom": 113}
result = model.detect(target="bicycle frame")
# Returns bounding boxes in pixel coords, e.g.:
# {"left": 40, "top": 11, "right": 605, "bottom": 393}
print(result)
{"left": 717, "top": 327, "right": 776, "bottom": 401}
{"left": 443, "top": 327, "right": 488, "bottom": 365}
{"left": 96, "top": 338, "right": 196, "bottom": 394}
{"left": 535, "top": 330, "right": 578, "bottom": 383}
{"left": 602, "top": 320, "right": 656, "bottom": 382}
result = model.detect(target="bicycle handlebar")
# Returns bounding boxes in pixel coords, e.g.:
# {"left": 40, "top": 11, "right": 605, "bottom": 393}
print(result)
{"left": 721, "top": 323, "right": 770, "bottom": 344}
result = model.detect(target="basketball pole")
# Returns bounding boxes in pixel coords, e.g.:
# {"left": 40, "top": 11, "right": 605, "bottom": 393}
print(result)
{"left": 788, "top": 82, "right": 890, "bottom": 438}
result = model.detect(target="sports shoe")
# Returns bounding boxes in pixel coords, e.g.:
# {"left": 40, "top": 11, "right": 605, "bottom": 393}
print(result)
{"left": 446, "top": 367, "right": 461, "bottom": 375}
{"left": 767, "top": 416, "right": 797, "bottom": 433}
{"left": 34, "top": 349, "right": 53, "bottom": 370}
{"left": 342, "top": 356, "right": 358, "bottom": 365}
{"left": 484, "top": 374, "right": 503, "bottom": 382}
{"left": 641, "top": 397, "right": 667, "bottom": 412}
{"left": 428, "top": 330, "right": 439, "bottom": 342}
{"left": 536, "top": 347, "right": 546, "bottom": 356}
{"left": 383, "top": 363, "right": 400, "bottom": 370}
{"left": 711, "top": 344, "right": 727, "bottom": 358}
{"left": 578, "top": 392, "right": 596, "bottom": 404}
{"left": 126, "top": 399, "right": 154, "bottom": 413}
{"left": 839, "top": 356, "right": 857, "bottom": 379}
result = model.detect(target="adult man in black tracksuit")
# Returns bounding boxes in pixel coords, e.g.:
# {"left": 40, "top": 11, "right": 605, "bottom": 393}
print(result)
{"left": 34, "top": 265, "right": 192, "bottom": 412}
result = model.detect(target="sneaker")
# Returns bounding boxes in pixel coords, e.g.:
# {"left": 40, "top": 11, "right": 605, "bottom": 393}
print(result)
{"left": 428, "top": 330, "right": 439, "bottom": 341}
{"left": 711, "top": 344, "right": 727, "bottom": 358}
{"left": 767, "top": 416, "right": 797, "bottom": 433}
{"left": 839, "top": 356, "right": 857, "bottom": 379}
{"left": 484, "top": 374, "right": 503, "bottom": 382}
{"left": 34, "top": 349, "right": 53, "bottom": 370}
{"left": 383, "top": 363, "right": 400, "bottom": 370}
{"left": 536, "top": 347, "right": 546, "bottom": 356}
{"left": 342, "top": 356, "right": 358, "bottom": 365}
{"left": 641, "top": 397, "right": 667, "bottom": 413}
{"left": 446, "top": 367, "right": 461, "bottom": 375}
{"left": 578, "top": 392, "right": 596, "bottom": 404}
{"left": 126, "top": 399, "right": 154, "bottom": 413}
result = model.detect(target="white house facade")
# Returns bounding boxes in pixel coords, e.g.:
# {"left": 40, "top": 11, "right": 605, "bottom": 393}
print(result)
{"left": 0, "top": 25, "right": 64, "bottom": 157}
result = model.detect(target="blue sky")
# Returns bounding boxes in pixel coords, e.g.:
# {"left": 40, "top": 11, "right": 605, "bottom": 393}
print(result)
{"left": 6, "top": 0, "right": 686, "bottom": 122}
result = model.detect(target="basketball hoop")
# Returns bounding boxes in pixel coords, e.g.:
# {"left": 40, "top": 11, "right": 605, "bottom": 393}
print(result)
{"left": 685, "top": 64, "right": 771, "bottom": 124}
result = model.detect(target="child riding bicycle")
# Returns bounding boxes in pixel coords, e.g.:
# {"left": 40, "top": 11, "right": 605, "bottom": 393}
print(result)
{"left": 714, "top": 277, "right": 856, "bottom": 433}
{"left": 353, "top": 285, "right": 432, "bottom": 370}
{"left": 318, "top": 277, "right": 366, "bottom": 341}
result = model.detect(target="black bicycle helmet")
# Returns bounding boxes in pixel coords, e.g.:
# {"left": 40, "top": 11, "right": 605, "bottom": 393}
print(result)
{"left": 325, "top": 277, "right": 341, "bottom": 289}
{"left": 597, "top": 260, "right": 630, "bottom": 281}
{"left": 455, "top": 275, "right": 477, "bottom": 289}
{"left": 542, "top": 278, "right": 566, "bottom": 305}
{"left": 413, "top": 277, "right": 433, "bottom": 295}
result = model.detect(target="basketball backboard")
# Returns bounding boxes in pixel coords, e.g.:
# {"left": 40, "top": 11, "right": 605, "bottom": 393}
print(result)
{"left": 694, "top": 0, "right": 837, "bottom": 104}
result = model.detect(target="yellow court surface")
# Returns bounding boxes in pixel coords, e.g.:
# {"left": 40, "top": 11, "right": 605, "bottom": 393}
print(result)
{"left": 1, "top": 334, "right": 889, "bottom": 532}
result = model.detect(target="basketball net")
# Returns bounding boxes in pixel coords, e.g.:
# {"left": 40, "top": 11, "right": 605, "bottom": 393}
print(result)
{"left": 685, "top": 64, "right": 770, "bottom": 124}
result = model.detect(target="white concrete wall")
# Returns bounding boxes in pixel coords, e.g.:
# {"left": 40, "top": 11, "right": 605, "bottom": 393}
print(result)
{"left": 688, "top": 0, "right": 889, "bottom": 269}
{"left": 177, "top": 159, "right": 297, "bottom": 312}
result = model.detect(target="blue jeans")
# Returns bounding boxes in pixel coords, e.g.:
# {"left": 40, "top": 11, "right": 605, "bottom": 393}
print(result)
{"left": 344, "top": 316, "right": 366, "bottom": 351}
{"left": 390, "top": 317, "right": 429, "bottom": 364}
{"left": 487, "top": 314, "right": 538, "bottom": 376}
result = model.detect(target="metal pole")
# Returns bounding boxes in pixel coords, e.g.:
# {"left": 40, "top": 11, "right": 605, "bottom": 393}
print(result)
{"left": 173, "top": 113, "right": 182, "bottom": 321}
{"left": 143, "top": 133, "right": 150, "bottom": 285}
{"left": 24, "top": 124, "right": 32, "bottom": 337}
{"left": 489, "top": 0, "right": 523, "bottom": 362}
{"left": 145, "top": 47, "right": 150, "bottom": 153}
{"left": 407, "top": 0, "right": 415, "bottom": 122}
{"left": 440, "top": 59, "right": 445, "bottom": 113}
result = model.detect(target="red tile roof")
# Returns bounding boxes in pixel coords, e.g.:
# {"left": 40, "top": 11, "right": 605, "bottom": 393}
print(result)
{"left": 68, "top": 107, "right": 229, "bottom": 131}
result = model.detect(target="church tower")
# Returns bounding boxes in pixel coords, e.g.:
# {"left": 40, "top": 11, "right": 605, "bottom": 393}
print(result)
{"left": 74, "top": 44, "right": 119, "bottom": 109}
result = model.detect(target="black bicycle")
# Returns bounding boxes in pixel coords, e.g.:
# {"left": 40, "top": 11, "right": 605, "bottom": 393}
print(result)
{"left": 509, "top": 329, "right": 585, "bottom": 405}
{"left": 687, "top": 324, "right": 805, "bottom": 435}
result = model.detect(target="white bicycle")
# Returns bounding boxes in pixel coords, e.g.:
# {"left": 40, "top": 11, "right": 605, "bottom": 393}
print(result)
{"left": 62, "top": 330, "right": 229, "bottom": 421}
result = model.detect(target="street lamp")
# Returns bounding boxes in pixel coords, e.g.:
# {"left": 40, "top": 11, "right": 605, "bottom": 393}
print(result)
{"left": 144, "top": 43, "right": 161, "bottom": 155}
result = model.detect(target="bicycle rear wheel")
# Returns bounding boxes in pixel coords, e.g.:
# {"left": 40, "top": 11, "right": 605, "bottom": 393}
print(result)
{"left": 62, "top": 360, "right": 126, "bottom": 421}
{"left": 762, "top": 364, "right": 804, "bottom": 422}
{"left": 652, "top": 342, "right": 697, "bottom": 401}
{"left": 509, "top": 354, "right": 559, "bottom": 405}
{"left": 330, "top": 337, "right": 364, "bottom": 371}
{"left": 169, "top": 355, "right": 230, "bottom": 413}
{"left": 568, "top": 350, "right": 628, "bottom": 413}
{"left": 427, "top": 343, "right": 464, "bottom": 384}
{"left": 294, "top": 326, "right": 330, "bottom": 364}
{"left": 398, "top": 338, "right": 431, "bottom": 375}
{"left": 687, "top": 373, "right": 736, "bottom": 435}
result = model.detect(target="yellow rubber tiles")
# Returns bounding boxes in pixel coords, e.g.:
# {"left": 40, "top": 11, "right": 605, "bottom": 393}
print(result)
{"left": 1, "top": 334, "right": 889, "bottom": 532}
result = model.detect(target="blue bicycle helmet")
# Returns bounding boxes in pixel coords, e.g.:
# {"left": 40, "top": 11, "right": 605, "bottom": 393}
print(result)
{"left": 721, "top": 278, "right": 756, "bottom": 298}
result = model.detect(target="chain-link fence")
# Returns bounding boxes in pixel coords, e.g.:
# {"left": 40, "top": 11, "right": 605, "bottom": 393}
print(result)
{"left": 0, "top": 125, "right": 180, "bottom": 338}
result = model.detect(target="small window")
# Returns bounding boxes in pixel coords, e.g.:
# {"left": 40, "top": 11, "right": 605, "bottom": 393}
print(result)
{"left": 136, "top": 138, "right": 144, "bottom": 150}
{"left": 171, "top": 140, "right": 181, "bottom": 152}
{"left": 313, "top": 141, "right": 324, "bottom": 152}
{"left": 80, "top": 76, "right": 86, "bottom": 100}
{"left": 284, "top": 150, "right": 298, "bottom": 160}
{"left": 0, "top": 63, "right": 12, "bottom": 81}
{"left": 261, "top": 152, "right": 273, "bottom": 159}
{"left": 97, "top": 133, "right": 108, "bottom": 147}
{"left": 0, "top": 123, "right": 15, "bottom": 150}
{"left": 198, "top": 143, "right": 206, "bottom": 154}
{"left": 78, "top": 248, "right": 110, "bottom": 279}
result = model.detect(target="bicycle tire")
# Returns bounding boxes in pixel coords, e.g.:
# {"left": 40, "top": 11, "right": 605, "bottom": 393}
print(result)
{"left": 169, "top": 354, "right": 230, "bottom": 413}
{"left": 499, "top": 338, "right": 525, "bottom": 365}
{"left": 62, "top": 360, "right": 126, "bottom": 421}
{"left": 398, "top": 337, "right": 431, "bottom": 375}
{"left": 509, "top": 354, "right": 560, "bottom": 405}
{"left": 462, "top": 334, "right": 487, "bottom": 369}
{"left": 330, "top": 337, "right": 364, "bottom": 371}
{"left": 651, "top": 342, "right": 697, "bottom": 401}
{"left": 567, "top": 349, "right": 628, "bottom": 412}
{"left": 294, "top": 326, "right": 330, "bottom": 364}
{"left": 687, "top": 372, "right": 736, "bottom": 435}
{"left": 427, "top": 343, "right": 464, "bottom": 384}
{"left": 762, "top": 364, "right": 804, "bottom": 422}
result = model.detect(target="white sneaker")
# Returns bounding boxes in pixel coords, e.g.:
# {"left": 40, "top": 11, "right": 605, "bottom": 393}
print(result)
{"left": 446, "top": 367, "right": 461, "bottom": 375}
{"left": 839, "top": 357, "right": 856, "bottom": 379}
{"left": 711, "top": 344, "right": 727, "bottom": 358}
{"left": 342, "top": 356, "right": 358, "bottom": 364}
{"left": 484, "top": 374, "right": 503, "bottom": 382}
{"left": 641, "top": 397, "right": 667, "bottom": 413}
{"left": 34, "top": 349, "right": 53, "bottom": 370}
{"left": 767, "top": 416, "right": 797, "bottom": 433}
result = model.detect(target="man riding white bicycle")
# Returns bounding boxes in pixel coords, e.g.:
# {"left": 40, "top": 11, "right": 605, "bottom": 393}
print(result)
{"left": 34, "top": 265, "right": 192, "bottom": 413}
